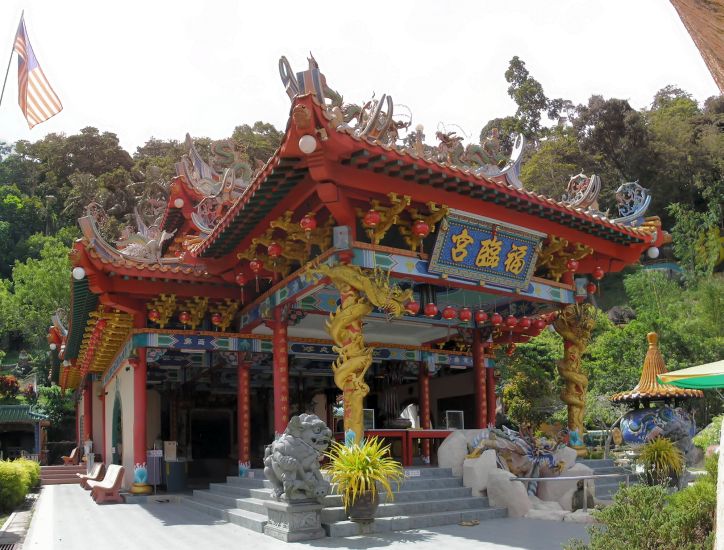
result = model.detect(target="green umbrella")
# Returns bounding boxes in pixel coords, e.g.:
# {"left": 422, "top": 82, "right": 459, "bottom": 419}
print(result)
{"left": 658, "top": 360, "right": 724, "bottom": 390}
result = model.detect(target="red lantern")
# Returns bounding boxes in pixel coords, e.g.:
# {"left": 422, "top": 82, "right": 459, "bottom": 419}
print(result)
{"left": 458, "top": 307, "right": 472, "bottom": 323}
{"left": 592, "top": 266, "right": 605, "bottom": 281}
{"left": 442, "top": 305, "right": 457, "bottom": 320}
{"left": 566, "top": 259, "right": 579, "bottom": 272}
{"left": 505, "top": 315, "right": 518, "bottom": 328}
{"left": 586, "top": 282, "right": 597, "bottom": 294}
{"left": 518, "top": 317, "right": 531, "bottom": 329}
{"left": 211, "top": 312, "right": 222, "bottom": 327}
{"left": 249, "top": 258, "right": 263, "bottom": 291}
{"left": 406, "top": 300, "right": 420, "bottom": 315}
{"left": 235, "top": 273, "right": 246, "bottom": 304}
{"left": 412, "top": 219, "right": 430, "bottom": 238}
{"left": 506, "top": 344, "right": 516, "bottom": 357}
{"left": 534, "top": 318, "right": 546, "bottom": 330}
{"left": 424, "top": 303, "right": 438, "bottom": 317}
{"left": 363, "top": 209, "right": 381, "bottom": 229}
{"left": 491, "top": 312, "right": 503, "bottom": 326}
{"left": 148, "top": 309, "right": 160, "bottom": 323}
{"left": 299, "top": 214, "right": 317, "bottom": 233}
{"left": 267, "top": 242, "right": 282, "bottom": 258}
{"left": 179, "top": 311, "right": 191, "bottom": 325}
{"left": 475, "top": 310, "right": 488, "bottom": 324}
{"left": 96, "top": 319, "right": 108, "bottom": 331}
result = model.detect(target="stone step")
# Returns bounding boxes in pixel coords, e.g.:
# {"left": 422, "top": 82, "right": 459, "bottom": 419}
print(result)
{"left": 225, "top": 476, "right": 270, "bottom": 489}
{"left": 192, "top": 490, "right": 268, "bottom": 515}
{"left": 41, "top": 477, "right": 82, "bottom": 485}
{"left": 321, "top": 495, "right": 490, "bottom": 523}
{"left": 578, "top": 459, "right": 615, "bottom": 469}
{"left": 401, "top": 467, "right": 454, "bottom": 478}
{"left": 394, "top": 476, "right": 463, "bottom": 491}
{"left": 324, "top": 506, "right": 507, "bottom": 537}
{"left": 181, "top": 496, "right": 267, "bottom": 533}
{"left": 41, "top": 465, "right": 86, "bottom": 473}
{"left": 323, "top": 485, "right": 473, "bottom": 507}
{"left": 590, "top": 466, "right": 633, "bottom": 475}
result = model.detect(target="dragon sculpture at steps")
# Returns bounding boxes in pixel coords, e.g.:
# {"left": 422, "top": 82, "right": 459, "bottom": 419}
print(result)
{"left": 310, "top": 264, "right": 413, "bottom": 442}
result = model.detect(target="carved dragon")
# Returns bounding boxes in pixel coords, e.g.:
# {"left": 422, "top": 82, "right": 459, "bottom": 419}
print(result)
{"left": 311, "top": 264, "right": 412, "bottom": 442}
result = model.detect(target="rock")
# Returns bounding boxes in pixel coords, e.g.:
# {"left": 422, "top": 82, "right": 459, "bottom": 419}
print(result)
{"left": 558, "top": 488, "right": 576, "bottom": 512}
{"left": 553, "top": 446, "right": 579, "bottom": 471}
{"left": 537, "top": 463, "right": 595, "bottom": 504}
{"left": 462, "top": 449, "right": 497, "bottom": 496}
{"left": 564, "top": 509, "right": 596, "bottom": 523}
{"left": 437, "top": 431, "right": 469, "bottom": 476}
{"left": 525, "top": 508, "right": 568, "bottom": 521}
{"left": 487, "top": 470, "right": 531, "bottom": 518}
{"left": 529, "top": 494, "right": 564, "bottom": 511}
{"left": 686, "top": 446, "right": 704, "bottom": 466}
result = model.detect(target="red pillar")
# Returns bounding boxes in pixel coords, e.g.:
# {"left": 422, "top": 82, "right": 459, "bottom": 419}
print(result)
{"left": 83, "top": 378, "right": 93, "bottom": 440}
{"left": 272, "top": 308, "right": 289, "bottom": 434}
{"left": 473, "top": 330, "right": 488, "bottom": 428}
{"left": 419, "top": 363, "right": 431, "bottom": 461}
{"left": 237, "top": 353, "right": 251, "bottom": 464}
{"left": 486, "top": 361, "right": 496, "bottom": 427}
{"left": 99, "top": 392, "right": 107, "bottom": 464}
{"left": 132, "top": 347, "right": 147, "bottom": 468}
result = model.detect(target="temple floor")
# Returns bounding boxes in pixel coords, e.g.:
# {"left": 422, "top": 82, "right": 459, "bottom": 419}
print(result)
{"left": 23, "top": 484, "right": 589, "bottom": 549}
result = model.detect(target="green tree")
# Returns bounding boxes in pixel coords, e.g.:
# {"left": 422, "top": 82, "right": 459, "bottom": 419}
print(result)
{"left": 504, "top": 56, "right": 548, "bottom": 138}
{"left": 231, "top": 121, "right": 283, "bottom": 166}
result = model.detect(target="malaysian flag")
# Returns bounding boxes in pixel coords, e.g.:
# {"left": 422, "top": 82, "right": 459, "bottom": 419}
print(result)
{"left": 13, "top": 15, "right": 62, "bottom": 128}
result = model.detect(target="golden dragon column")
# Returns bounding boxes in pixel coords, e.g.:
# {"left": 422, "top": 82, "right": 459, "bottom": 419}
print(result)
{"left": 311, "top": 264, "right": 411, "bottom": 443}
{"left": 553, "top": 303, "right": 596, "bottom": 452}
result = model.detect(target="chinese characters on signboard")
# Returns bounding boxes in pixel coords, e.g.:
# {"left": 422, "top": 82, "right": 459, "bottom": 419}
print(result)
{"left": 429, "top": 211, "right": 543, "bottom": 289}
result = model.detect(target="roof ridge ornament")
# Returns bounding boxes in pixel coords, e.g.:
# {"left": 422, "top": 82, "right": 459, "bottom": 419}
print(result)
{"left": 561, "top": 173, "right": 603, "bottom": 214}
{"left": 612, "top": 181, "right": 651, "bottom": 227}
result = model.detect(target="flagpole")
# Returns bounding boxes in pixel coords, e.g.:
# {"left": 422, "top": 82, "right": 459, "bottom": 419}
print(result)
{"left": 0, "top": 11, "right": 22, "bottom": 109}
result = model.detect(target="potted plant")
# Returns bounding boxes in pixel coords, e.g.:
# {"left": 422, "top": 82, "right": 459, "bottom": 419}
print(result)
{"left": 323, "top": 436, "right": 405, "bottom": 522}
{"left": 637, "top": 436, "right": 684, "bottom": 487}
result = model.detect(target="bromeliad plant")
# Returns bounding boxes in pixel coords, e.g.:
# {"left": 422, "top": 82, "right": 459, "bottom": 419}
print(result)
{"left": 323, "top": 436, "right": 405, "bottom": 510}
{"left": 638, "top": 436, "right": 684, "bottom": 486}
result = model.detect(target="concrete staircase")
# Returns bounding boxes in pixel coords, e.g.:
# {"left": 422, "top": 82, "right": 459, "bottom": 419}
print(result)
{"left": 41, "top": 465, "right": 85, "bottom": 485}
{"left": 182, "top": 467, "right": 507, "bottom": 537}
{"left": 578, "top": 458, "right": 636, "bottom": 500}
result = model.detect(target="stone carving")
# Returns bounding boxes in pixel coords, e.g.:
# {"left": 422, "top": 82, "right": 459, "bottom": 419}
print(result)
{"left": 263, "top": 414, "right": 332, "bottom": 502}
{"left": 561, "top": 173, "right": 602, "bottom": 212}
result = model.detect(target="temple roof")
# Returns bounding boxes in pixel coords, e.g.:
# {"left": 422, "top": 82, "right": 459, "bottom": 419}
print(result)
{"left": 610, "top": 332, "right": 704, "bottom": 403}
{"left": 0, "top": 405, "right": 47, "bottom": 424}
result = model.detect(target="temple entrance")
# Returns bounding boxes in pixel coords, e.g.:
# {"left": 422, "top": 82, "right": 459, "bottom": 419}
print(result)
{"left": 111, "top": 391, "right": 122, "bottom": 465}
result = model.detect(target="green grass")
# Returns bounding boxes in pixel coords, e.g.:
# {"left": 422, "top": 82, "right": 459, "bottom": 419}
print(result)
{"left": 0, "top": 513, "right": 8, "bottom": 527}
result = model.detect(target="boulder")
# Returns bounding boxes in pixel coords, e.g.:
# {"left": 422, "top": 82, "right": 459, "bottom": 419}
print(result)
{"left": 553, "top": 446, "right": 579, "bottom": 471}
{"left": 525, "top": 508, "right": 568, "bottom": 521}
{"left": 529, "top": 494, "right": 564, "bottom": 511}
{"left": 558, "top": 488, "right": 576, "bottom": 512}
{"left": 487, "top": 470, "right": 531, "bottom": 518}
{"left": 563, "top": 509, "right": 596, "bottom": 523}
{"left": 462, "top": 449, "right": 497, "bottom": 496}
{"left": 437, "top": 431, "right": 469, "bottom": 476}
{"left": 537, "top": 463, "right": 595, "bottom": 505}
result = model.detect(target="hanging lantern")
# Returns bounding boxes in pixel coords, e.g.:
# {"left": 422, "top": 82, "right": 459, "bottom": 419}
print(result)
{"left": 299, "top": 214, "right": 317, "bottom": 234}
{"left": 412, "top": 219, "right": 430, "bottom": 253}
{"left": 458, "top": 307, "right": 472, "bottom": 323}
{"left": 406, "top": 299, "right": 420, "bottom": 315}
{"left": 96, "top": 319, "right": 108, "bottom": 331}
{"left": 442, "top": 305, "right": 457, "bottom": 320}
{"left": 506, "top": 344, "right": 516, "bottom": 357}
{"left": 592, "top": 266, "right": 605, "bottom": 281}
{"left": 534, "top": 318, "right": 546, "bottom": 330}
{"left": 211, "top": 312, "right": 222, "bottom": 327}
{"left": 586, "top": 282, "right": 597, "bottom": 294}
{"left": 518, "top": 317, "right": 531, "bottom": 329}
{"left": 235, "top": 273, "right": 246, "bottom": 304}
{"left": 179, "top": 311, "right": 191, "bottom": 325}
{"left": 505, "top": 315, "right": 518, "bottom": 328}
{"left": 363, "top": 209, "right": 381, "bottom": 229}
{"left": 424, "top": 303, "right": 438, "bottom": 318}
{"left": 566, "top": 259, "right": 579, "bottom": 273}
{"left": 267, "top": 242, "right": 283, "bottom": 281}
{"left": 491, "top": 312, "right": 503, "bottom": 326}
{"left": 249, "top": 258, "right": 263, "bottom": 292}
{"left": 148, "top": 309, "right": 160, "bottom": 323}
{"left": 475, "top": 310, "right": 488, "bottom": 324}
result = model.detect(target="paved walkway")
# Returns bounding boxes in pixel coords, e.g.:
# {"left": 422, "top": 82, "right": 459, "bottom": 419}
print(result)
{"left": 24, "top": 485, "right": 589, "bottom": 549}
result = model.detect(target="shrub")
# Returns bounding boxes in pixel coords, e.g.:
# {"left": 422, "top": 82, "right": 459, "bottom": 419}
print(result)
{"left": 638, "top": 437, "right": 684, "bottom": 485}
{"left": 0, "top": 461, "right": 31, "bottom": 512}
{"left": 693, "top": 415, "right": 722, "bottom": 451}
{"left": 15, "top": 458, "right": 40, "bottom": 488}
{"left": 704, "top": 453, "right": 718, "bottom": 483}
{"left": 663, "top": 478, "right": 716, "bottom": 549}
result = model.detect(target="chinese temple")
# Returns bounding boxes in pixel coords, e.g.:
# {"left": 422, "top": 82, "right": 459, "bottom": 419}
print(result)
{"left": 49, "top": 55, "right": 663, "bottom": 492}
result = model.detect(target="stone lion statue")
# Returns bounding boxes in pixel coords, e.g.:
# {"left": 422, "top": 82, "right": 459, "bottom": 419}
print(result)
{"left": 263, "top": 414, "right": 332, "bottom": 502}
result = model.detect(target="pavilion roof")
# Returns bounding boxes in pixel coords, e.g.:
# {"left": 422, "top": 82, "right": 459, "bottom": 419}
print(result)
{"left": 610, "top": 332, "right": 704, "bottom": 403}
{"left": 0, "top": 405, "right": 47, "bottom": 424}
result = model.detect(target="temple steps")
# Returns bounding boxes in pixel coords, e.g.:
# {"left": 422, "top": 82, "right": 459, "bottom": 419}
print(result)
{"left": 181, "top": 466, "right": 507, "bottom": 537}
{"left": 578, "top": 458, "right": 636, "bottom": 500}
{"left": 40, "top": 465, "right": 85, "bottom": 485}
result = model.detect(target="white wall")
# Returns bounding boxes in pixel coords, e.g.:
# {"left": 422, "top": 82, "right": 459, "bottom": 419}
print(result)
{"left": 104, "top": 360, "right": 135, "bottom": 489}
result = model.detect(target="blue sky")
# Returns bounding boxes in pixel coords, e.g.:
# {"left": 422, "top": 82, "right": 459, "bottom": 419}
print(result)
{"left": 0, "top": 0, "right": 718, "bottom": 153}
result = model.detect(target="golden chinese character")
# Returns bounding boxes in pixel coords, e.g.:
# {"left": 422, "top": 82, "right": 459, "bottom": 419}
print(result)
{"left": 504, "top": 244, "right": 528, "bottom": 275}
{"left": 475, "top": 236, "right": 502, "bottom": 268}
{"left": 451, "top": 228, "right": 474, "bottom": 262}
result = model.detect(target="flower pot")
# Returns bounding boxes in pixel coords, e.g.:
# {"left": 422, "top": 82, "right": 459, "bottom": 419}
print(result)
{"left": 347, "top": 491, "right": 379, "bottom": 522}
